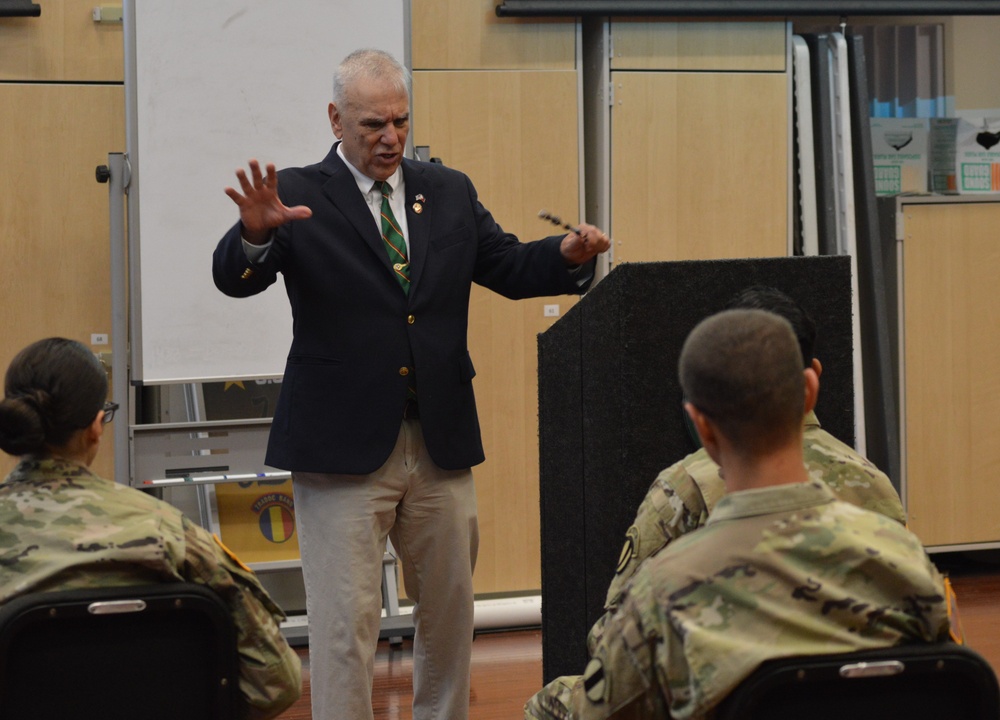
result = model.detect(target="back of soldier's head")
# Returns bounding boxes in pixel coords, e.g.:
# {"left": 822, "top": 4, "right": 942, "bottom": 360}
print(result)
{"left": 679, "top": 309, "right": 805, "bottom": 454}
{"left": 0, "top": 338, "right": 108, "bottom": 457}
{"left": 726, "top": 285, "right": 816, "bottom": 368}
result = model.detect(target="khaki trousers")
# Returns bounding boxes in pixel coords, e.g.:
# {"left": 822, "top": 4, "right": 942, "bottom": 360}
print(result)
{"left": 293, "top": 418, "right": 478, "bottom": 720}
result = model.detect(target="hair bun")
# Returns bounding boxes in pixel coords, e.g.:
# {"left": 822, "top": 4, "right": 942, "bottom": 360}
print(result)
{"left": 2, "top": 337, "right": 110, "bottom": 455}
{"left": 0, "top": 395, "right": 48, "bottom": 456}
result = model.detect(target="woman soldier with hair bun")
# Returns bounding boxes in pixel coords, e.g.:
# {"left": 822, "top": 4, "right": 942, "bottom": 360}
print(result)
{"left": 0, "top": 337, "right": 302, "bottom": 720}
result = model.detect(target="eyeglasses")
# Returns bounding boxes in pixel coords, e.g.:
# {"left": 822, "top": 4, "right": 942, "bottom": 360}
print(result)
{"left": 101, "top": 401, "right": 120, "bottom": 425}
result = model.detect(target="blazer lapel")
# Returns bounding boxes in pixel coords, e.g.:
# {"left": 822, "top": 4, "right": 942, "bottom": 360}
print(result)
{"left": 319, "top": 145, "right": 394, "bottom": 277}
{"left": 402, "top": 159, "right": 432, "bottom": 296}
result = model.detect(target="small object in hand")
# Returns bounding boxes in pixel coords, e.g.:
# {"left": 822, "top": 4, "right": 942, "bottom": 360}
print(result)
{"left": 538, "top": 210, "right": 580, "bottom": 234}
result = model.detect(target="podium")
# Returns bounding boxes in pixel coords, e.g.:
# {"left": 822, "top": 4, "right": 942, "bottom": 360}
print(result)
{"left": 537, "top": 256, "right": 856, "bottom": 682}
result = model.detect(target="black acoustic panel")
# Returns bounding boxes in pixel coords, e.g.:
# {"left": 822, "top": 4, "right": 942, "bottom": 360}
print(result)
{"left": 537, "top": 308, "right": 588, "bottom": 683}
{"left": 538, "top": 256, "right": 854, "bottom": 683}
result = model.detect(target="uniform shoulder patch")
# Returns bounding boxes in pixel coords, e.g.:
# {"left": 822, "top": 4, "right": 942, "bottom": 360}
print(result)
{"left": 616, "top": 527, "right": 639, "bottom": 574}
{"left": 583, "top": 657, "right": 608, "bottom": 703}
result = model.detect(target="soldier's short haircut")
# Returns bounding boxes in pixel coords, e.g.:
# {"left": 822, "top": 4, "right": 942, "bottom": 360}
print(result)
{"left": 726, "top": 285, "right": 816, "bottom": 369}
{"left": 679, "top": 309, "right": 805, "bottom": 453}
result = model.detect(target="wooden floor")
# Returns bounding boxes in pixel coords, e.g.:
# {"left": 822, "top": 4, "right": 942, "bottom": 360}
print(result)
{"left": 275, "top": 626, "right": 542, "bottom": 720}
{"left": 276, "top": 552, "right": 1000, "bottom": 719}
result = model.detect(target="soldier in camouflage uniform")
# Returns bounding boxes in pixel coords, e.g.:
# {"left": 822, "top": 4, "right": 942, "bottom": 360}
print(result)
{"left": 590, "top": 287, "right": 905, "bottom": 652}
{"left": 525, "top": 310, "right": 950, "bottom": 720}
{"left": 0, "top": 338, "right": 301, "bottom": 720}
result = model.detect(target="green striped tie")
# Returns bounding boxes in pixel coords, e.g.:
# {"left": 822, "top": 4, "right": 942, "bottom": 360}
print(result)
{"left": 377, "top": 181, "right": 410, "bottom": 293}
{"left": 377, "top": 181, "right": 416, "bottom": 401}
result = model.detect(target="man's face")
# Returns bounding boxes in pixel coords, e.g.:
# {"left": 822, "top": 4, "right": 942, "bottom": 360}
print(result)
{"left": 329, "top": 79, "right": 410, "bottom": 182}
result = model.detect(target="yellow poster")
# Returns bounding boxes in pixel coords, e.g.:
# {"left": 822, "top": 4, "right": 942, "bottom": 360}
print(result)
{"left": 215, "top": 480, "right": 300, "bottom": 564}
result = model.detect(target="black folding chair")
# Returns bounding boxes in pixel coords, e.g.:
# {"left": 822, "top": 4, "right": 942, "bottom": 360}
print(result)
{"left": 715, "top": 643, "right": 1000, "bottom": 720}
{"left": 0, "top": 582, "right": 239, "bottom": 720}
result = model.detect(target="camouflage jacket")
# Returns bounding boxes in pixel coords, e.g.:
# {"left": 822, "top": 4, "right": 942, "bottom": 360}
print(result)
{"left": 0, "top": 458, "right": 301, "bottom": 720}
{"left": 597, "top": 411, "right": 905, "bottom": 649}
{"left": 526, "top": 482, "right": 949, "bottom": 720}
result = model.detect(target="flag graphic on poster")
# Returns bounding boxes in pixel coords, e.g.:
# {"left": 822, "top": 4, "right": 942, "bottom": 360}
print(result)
{"left": 216, "top": 481, "right": 301, "bottom": 563}
{"left": 255, "top": 494, "right": 296, "bottom": 543}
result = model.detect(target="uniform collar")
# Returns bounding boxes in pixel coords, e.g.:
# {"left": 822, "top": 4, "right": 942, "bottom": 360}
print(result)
{"left": 4, "top": 456, "right": 97, "bottom": 485}
{"left": 706, "top": 481, "right": 836, "bottom": 525}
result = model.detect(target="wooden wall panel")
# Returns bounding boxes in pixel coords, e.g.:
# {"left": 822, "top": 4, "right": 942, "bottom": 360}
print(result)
{"left": 0, "top": 0, "right": 123, "bottom": 81}
{"left": 610, "top": 20, "right": 785, "bottom": 71}
{"left": 902, "top": 202, "right": 1000, "bottom": 547}
{"left": 411, "top": 0, "right": 574, "bottom": 70}
{"left": 0, "top": 83, "right": 125, "bottom": 481}
{"left": 610, "top": 71, "right": 788, "bottom": 263}
{"left": 951, "top": 16, "right": 1000, "bottom": 109}
{"left": 413, "top": 70, "right": 581, "bottom": 594}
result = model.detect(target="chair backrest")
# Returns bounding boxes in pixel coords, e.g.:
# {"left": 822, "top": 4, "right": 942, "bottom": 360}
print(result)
{"left": 714, "top": 643, "right": 1000, "bottom": 720}
{"left": 0, "top": 582, "right": 239, "bottom": 720}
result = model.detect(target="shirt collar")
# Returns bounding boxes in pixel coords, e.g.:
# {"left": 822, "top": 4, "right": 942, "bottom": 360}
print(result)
{"left": 336, "top": 142, "right": 403, "bottom": 197}
{"left": 706, "top": 480, "right": 836, "bottom": 525}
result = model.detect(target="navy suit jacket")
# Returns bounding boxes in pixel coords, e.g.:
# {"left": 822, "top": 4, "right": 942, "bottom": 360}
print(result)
{"left": 213, "top": 144, "right": 592, "bottom": 474}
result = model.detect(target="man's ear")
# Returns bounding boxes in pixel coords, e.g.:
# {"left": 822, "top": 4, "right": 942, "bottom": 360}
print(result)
{"left": 810, "top": 357, "right": 823, "bottom": 379}
{"left": 803, "top": 366, "right": 820, "bottom": 415}
{"left": 328, "top": 103, "right": 344, "bottom": 139}
{"left": 685, "top": 402, "right": 718, "bottom": 459}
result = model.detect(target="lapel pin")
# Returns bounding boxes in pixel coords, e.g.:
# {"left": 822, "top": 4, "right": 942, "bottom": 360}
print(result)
{"left": 415, "top": 194, "right": 426, "bottom": 202}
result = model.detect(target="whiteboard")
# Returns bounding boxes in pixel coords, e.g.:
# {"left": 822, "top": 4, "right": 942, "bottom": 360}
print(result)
{"left": 124, "top": 0, "right": 406, "bottom": 383}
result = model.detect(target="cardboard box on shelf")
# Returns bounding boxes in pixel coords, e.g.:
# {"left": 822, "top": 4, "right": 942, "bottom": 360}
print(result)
{"left": 870, "top": 118, "right": 930, "bottom": 195}
{"left": 929, "top": 114, "right": 1000, "bottom": 193}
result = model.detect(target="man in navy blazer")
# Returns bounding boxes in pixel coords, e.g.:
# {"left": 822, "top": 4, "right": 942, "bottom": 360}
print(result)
{"left": 213, "top": 48, "right": 610, "bottom": 720}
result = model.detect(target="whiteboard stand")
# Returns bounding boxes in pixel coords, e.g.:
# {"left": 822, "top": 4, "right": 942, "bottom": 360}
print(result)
{"left": 129, "top": 417, "right": 414, "bottom": 645}
{"left": 97, "top": 153, "right": 131, "bottom": 493}
{"left": 382, "top": 540, "right": 406, "bottom": 647}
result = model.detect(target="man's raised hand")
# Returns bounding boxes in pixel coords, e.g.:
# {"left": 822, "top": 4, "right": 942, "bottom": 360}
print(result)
{"left": 224, "top": 159, "right": 313, "bottom": 245}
